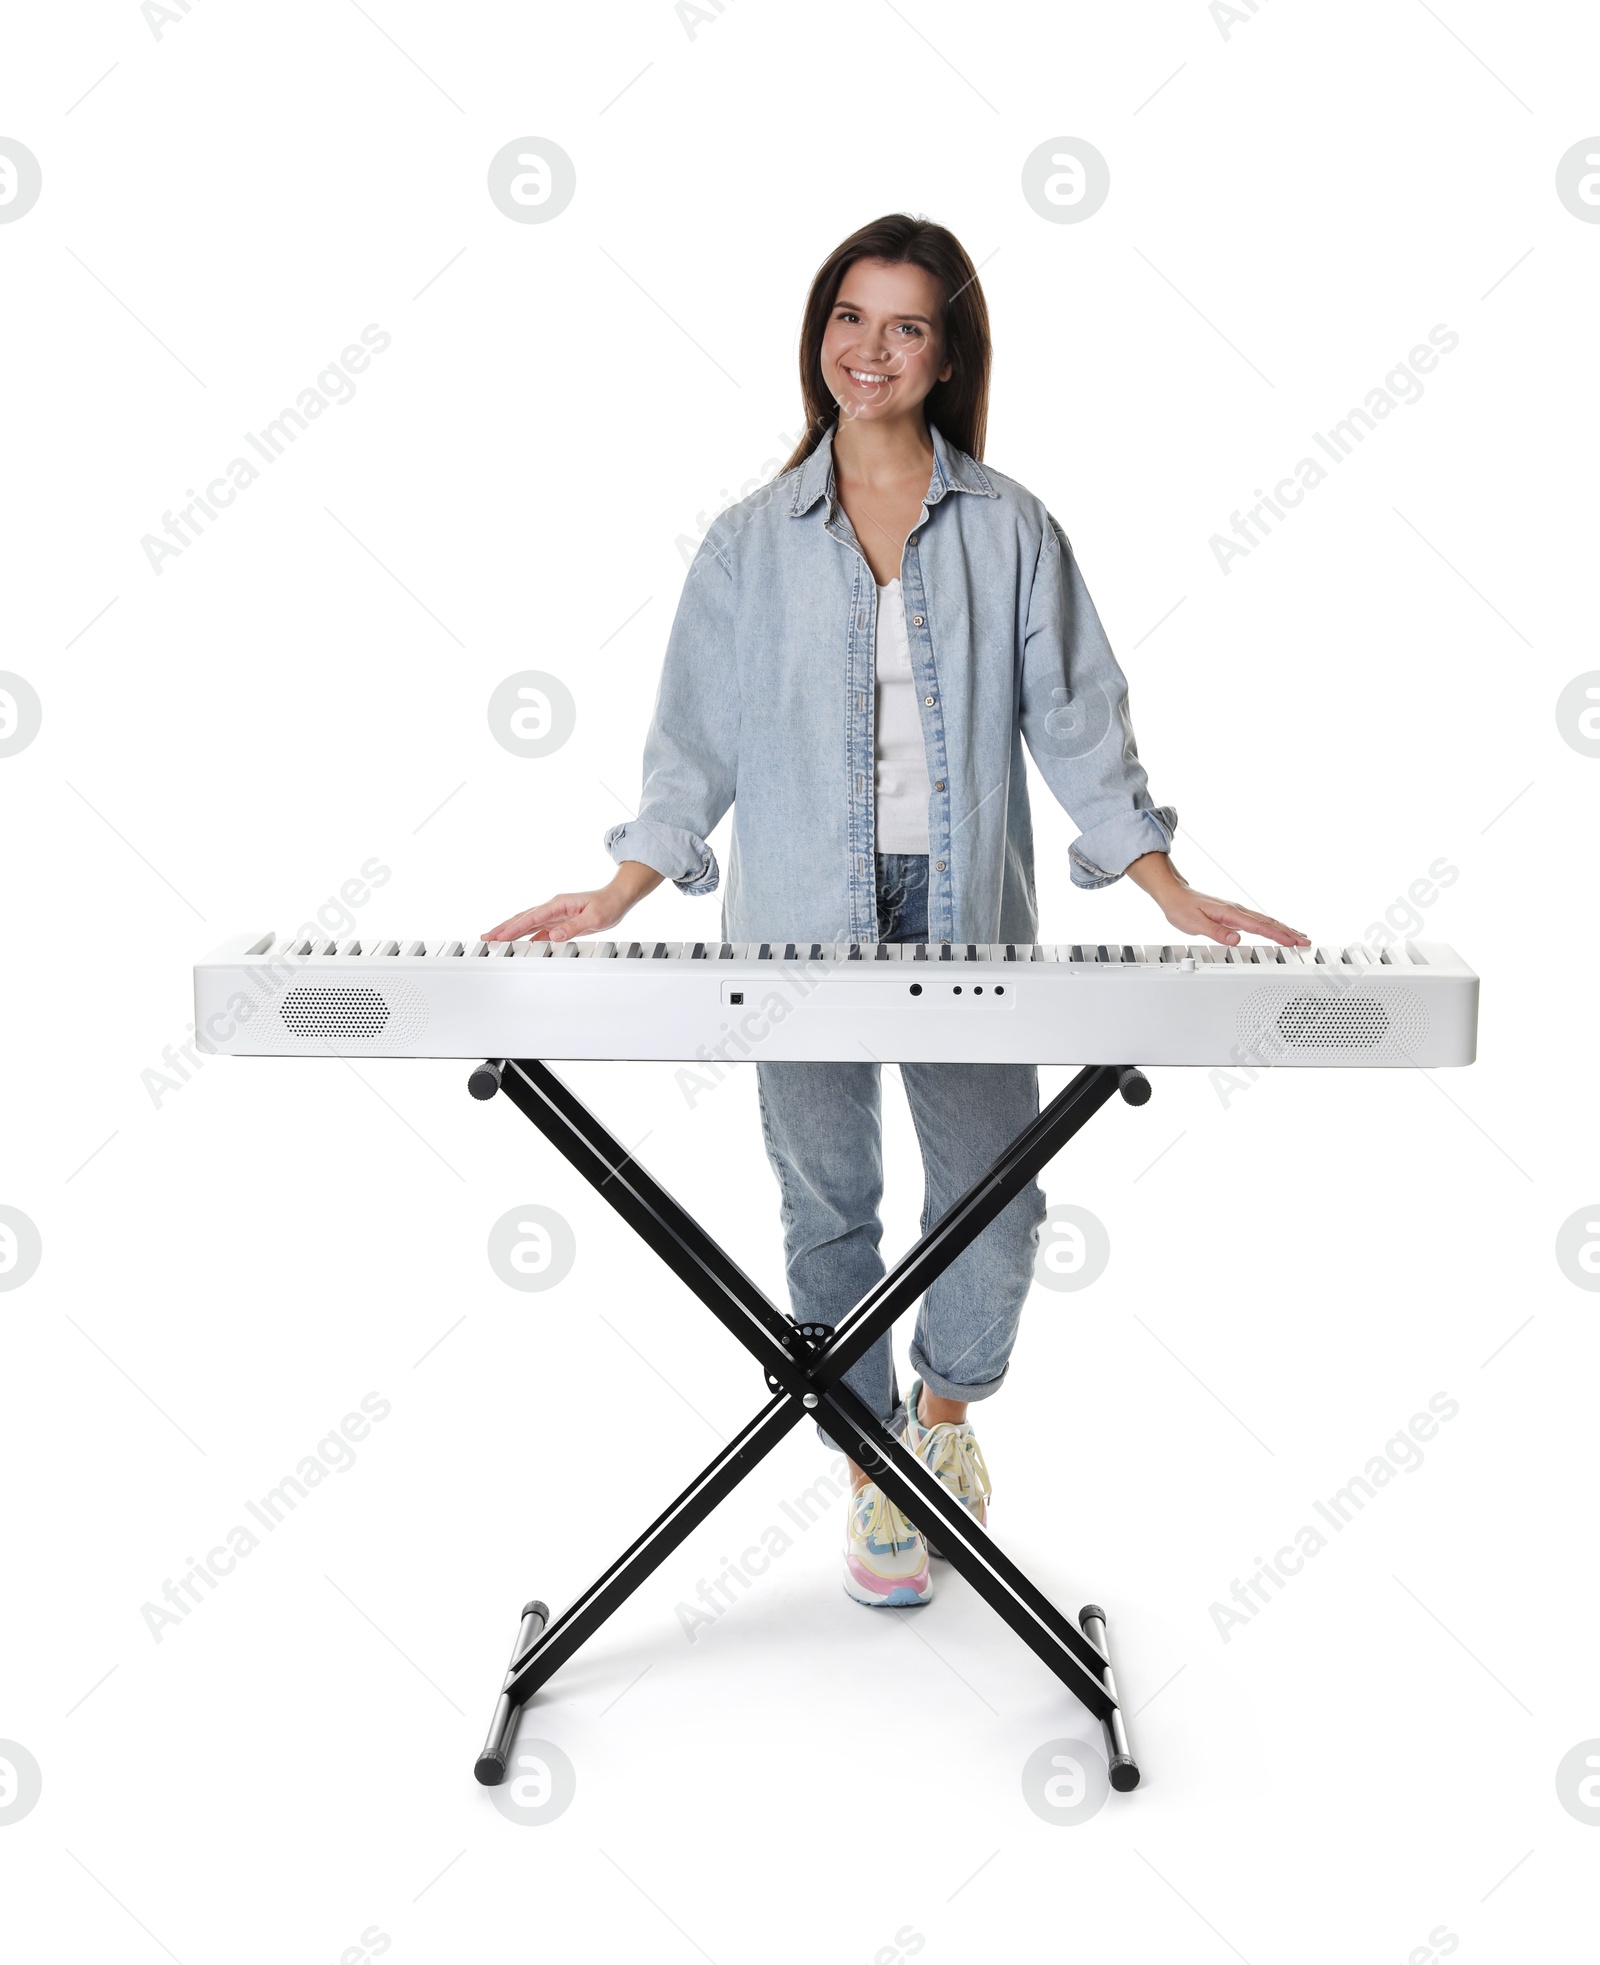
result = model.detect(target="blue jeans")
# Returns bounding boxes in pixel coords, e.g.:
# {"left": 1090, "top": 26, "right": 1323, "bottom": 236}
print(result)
{"left": 754, "top": 853, "right": 1047, "bottom": 1451}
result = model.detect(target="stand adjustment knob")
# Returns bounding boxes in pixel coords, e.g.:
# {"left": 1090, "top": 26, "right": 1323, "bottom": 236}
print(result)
{"left": 469, "top": 1059, "right": 506, "bottom": 1101}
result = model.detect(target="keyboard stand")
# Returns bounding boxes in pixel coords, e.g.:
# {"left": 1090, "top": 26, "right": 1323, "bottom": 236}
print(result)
{"left": 467, "top": 1055, "right": 1151, "bottom": 1793}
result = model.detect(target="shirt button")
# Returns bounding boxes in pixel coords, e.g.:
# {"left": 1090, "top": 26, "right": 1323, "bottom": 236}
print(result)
{"left": 935, "top": 860, "right": 947, "bottom": 871}
{"left": 934, "top": 779, "right": 945, "bottom": 791}
{"left": 924, "top": 695, "right": 935, "bottom": 707}
{"left": 912, "top": 614, "right": 924, "bottom": 626}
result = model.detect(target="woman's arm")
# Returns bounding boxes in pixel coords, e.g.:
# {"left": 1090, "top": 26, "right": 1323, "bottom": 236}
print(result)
{"left": 1020, "top": 513, "right": 1305, "bottom": 946}
{"left": 483, "top": 519, "right": 740, "bottom": 944}
{"left": 482, "top": 860, "right": 663, "bottom": 944}
{"left": 1124, "top": 851, "right": 1307, "bottom": 948}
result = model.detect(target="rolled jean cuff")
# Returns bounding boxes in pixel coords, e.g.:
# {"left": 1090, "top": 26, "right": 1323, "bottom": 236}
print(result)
{"left": 907, "top": 1344, "right": 1009, "bottom": 1405}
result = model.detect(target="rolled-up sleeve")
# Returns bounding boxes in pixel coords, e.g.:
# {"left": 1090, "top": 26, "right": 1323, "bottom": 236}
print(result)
{"left": 603, "top": 522, "right": 740, "bottom": 897}
{"left": 1019, "top": 512, "right": 1177, "bottom": 890}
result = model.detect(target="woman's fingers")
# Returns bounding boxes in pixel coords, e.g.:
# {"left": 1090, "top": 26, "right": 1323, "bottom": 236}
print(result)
{"left": 1197, "top": 897, "right": 1309, "bottom": 947}
{"left": 548, "top": 897, "right": 615, "bottom": 941}
{"left": 480, "top": 897, "right": 576, "bottom": 942}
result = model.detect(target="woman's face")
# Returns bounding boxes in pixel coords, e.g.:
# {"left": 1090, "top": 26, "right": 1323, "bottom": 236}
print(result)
{"left": 820, "top": 257, "right": 952, "bottom": 426}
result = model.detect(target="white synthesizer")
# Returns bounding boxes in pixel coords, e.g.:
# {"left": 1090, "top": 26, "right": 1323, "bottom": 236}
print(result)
{"left": 192, "top": 933, "right": 1478, "bottom": 1068}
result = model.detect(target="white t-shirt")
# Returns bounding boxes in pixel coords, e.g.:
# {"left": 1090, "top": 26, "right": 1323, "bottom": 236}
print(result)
{"left": 873, "top": 578, "right": 932, "bottom": 855}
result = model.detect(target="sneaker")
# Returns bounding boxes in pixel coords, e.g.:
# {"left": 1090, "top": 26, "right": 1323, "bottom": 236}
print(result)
{"left": 902, "top": 1376, "right": 992, "bottom": 1557}
{"left": 842, "top": 1481, "right": 932, "bottom": 1607}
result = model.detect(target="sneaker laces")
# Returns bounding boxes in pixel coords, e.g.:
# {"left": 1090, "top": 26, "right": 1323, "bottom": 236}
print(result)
{"left": 919, "top": 1422, "right": 992, "bottom": 1511}
{"left": 854, "top": 1483, "right": 920, "bottom": 1553}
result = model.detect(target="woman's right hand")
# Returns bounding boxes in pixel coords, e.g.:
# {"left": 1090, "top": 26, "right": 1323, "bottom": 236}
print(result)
{"left": 481, "top": 863, "right": 664, "bottom": 944}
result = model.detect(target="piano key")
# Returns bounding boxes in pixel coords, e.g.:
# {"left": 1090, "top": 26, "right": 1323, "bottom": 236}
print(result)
{"left": 337, "top": 938, "right": 364, "bottom": 957}
{"left": 432, "top": 940, "right": 464, "bottom": 958}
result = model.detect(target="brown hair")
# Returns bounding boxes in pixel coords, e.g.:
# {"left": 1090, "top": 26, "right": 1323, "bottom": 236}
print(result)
{"left": 779, "top": 213, "right": 992, "bottom": 475}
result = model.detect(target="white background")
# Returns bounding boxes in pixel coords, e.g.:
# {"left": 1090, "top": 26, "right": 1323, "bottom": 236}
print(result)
{"left": 3, "top": 2, "right": 1597, "bottom": 1960}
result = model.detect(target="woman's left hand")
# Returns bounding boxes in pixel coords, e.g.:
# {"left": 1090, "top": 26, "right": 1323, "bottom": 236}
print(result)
{"left": 1125, "top": 851, "right": 1309, "bottom": 948}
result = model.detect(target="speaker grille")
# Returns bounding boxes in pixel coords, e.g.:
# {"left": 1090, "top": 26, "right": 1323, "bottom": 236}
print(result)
{"left": 261, "top": 980, "right": 429, "bottom": 1052}
{"left": 282, "top": 986, "right": 391, "bottom": 1040}
{"left": 1236, "top": 985, "right": 1426, "bottom": 1061}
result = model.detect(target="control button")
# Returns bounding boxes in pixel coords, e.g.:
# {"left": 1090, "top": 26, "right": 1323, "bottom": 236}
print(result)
{"left": 1180, "top": 956, "right": 1195, "bottom": 972}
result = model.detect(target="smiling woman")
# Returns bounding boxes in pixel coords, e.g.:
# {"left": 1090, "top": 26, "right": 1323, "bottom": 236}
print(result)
{"left": 482, "top": 210, "right": 1308, "bottom": 1611}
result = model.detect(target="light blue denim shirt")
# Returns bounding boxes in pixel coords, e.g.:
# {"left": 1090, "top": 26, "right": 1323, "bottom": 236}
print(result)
{"left": 604, "top": 421, "right": 1177, "bottom": 945}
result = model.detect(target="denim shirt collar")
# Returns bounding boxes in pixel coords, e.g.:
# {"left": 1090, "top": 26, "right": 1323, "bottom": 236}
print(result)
{"left": 788, "top": 418, "right": 998, "bottom": 519}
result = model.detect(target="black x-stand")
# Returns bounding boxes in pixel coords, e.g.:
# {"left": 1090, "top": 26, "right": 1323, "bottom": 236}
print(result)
{"left": 467, "top": 1054, "right": 1151, "bottom": 1792}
